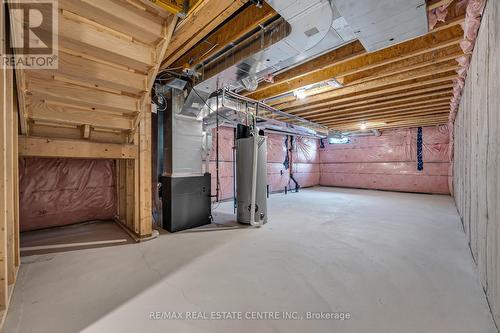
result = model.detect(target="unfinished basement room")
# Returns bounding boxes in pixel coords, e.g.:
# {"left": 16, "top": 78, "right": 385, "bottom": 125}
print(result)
{"left": 0, "top": 0, "right": 499, "bottom": 332}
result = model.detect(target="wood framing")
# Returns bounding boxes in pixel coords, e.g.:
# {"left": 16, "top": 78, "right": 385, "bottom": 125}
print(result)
{"left": 8, "top": 0, "right": 177, "bottom": 242}
{"left": 170, "top": 2, "right": 277, "bottom": 69}
{"left": 184, "top": 5, "right": 468, "bottom": 131}
{"left": 160, "top": 0, "right": 247, "bottom": 69}
{"left": 18, "top": 137, "right": 139, "bottom": 159}
{"left": 0, "top": 3, "right": 20, "bottom": 327}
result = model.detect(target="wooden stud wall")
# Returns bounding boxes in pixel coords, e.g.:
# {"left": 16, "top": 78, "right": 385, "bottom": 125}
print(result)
{"left": 453, "top": 0, "right": 500, "bottom": 326}
{"left": 0, "top": 2, "right": 20, "bottom": 327}
{"left": 10, "top": 0, "right": 177, "bottom": 239}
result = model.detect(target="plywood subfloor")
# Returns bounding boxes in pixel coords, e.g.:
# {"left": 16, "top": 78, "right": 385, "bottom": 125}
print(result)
{"left": 5, "top": 187, "right": 496, "bottom": 332}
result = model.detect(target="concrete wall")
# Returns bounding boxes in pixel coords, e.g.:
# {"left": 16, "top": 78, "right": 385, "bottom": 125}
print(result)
{"left": 319, "top": 126, "right": 451, "bottom": 194}
{"left": 453, "top": 0, "right": 500, "bottom": 325}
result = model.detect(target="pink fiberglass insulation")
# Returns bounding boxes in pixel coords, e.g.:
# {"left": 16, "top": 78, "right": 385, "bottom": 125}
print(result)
{"left": 19, "top": 158, "right": 116, "bottom": 232}
{"left": 450, "top": 0, "right": 485, "bottom": 121}
{"left": 267, "top": 134, "right": 290, "bottom": 192}
{"left": 206, "top": 126, "right": 234, "bottom": 201}
{"left": 206, "top": 127, "right": 320, "bottom": 200}
{"left": 293, "top": 136, "right": 320, "bottom": 188}
{"left": 428, "top": 1, "right": 452, "bottom": 29}
{"left": 319, "top": 125, "right": 451, "bottom": 194}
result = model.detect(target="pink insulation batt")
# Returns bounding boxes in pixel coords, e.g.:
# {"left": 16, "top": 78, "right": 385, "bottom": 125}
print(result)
{"left": 19, "top": 158, "right": 116, "bottom": 231}
{"left": 206, "top": 127, "right": 320, "bottom": 201}
{"left": 319, "top": 125, "right": 451, "bottom": 194}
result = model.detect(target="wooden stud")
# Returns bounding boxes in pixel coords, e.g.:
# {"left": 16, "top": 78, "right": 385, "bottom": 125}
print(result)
{"left": 171, "top": 2, "right": 277, "bottom": 69}
{"left": 18, "top": 137, "right": 139, "bottom": 159}
{"left": 160, "top": 0, "right": 247, "bottom": 69}
{"left": 28, "top": 102, "right": 134, "bottom": 131}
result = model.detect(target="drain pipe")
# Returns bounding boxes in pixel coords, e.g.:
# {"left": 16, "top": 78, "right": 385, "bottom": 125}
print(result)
{"left": 249, "top": 114, "right": 262, "bottom": 227}
{"left": 289, "top": 136, "right": 300, "bottom": 192}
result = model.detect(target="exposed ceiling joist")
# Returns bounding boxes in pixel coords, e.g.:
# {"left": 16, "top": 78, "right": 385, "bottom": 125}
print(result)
{"left": 330, "top": 116, "right": 450, "bottom": 131}
{"left": 289, "top": 86, "right": 454, "bottom": 117}
{"left": 160, "top": 0, "right": 247, "bottom": 69}
{"left": 306, "top": 97, "right": 452, "bottom": 122}
{"left": 170, "top": 2, "right": 277, "bottom": 69}
{"left": 277, "top": 65, "right": 458, "bottom": 111}
{"left": 247, "top": 25, "right": 463, "bottom": 101}
{"left": 324, "top": 108, "right": 451, "bottom": 127}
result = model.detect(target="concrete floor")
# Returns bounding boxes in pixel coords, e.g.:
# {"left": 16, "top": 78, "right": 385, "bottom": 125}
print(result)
{"left": 5, "top": 187, "right": 497, "bottom": 333}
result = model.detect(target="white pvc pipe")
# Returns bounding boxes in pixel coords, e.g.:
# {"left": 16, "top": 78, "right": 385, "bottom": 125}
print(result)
{"left": 249, "top": 128, "right": 261, "bottom": 227}
{"left": 204, "top": 132, "right": 210, "bottom": 174}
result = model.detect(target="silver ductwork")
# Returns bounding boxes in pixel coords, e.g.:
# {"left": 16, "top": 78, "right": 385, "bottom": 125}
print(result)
{"left": 333, "top": 0, "right": 428, "bottom": 52}
{"left": 200, "top": 90, "right": 328, "bottom": 139}
{"left": 194, "top": 0, "right": 356, "bottom": 95}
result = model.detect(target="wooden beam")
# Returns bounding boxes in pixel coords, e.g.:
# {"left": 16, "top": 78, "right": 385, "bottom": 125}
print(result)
{"left": 307, "top": 98, "right": 452, "bottom": 122}
{"left": 138, "top": 106, "right": 152, "bottom": 236}
{"left": 142, "top": 15, "right": 179, "bottom": 108}
{"left": 431, "top": 14, "right": 466, "bottom": 32}
{"left": 321, "top": 107, "right": 451, "bottom": 126}
{"left": 247, "top": 26, "right": 464, "bottom": 100}
{"left": 427, "top": 0, "right": 453, "bottom": 11}
{"left": 50, "top": 16, "right": 153, "bottom": 72}
{"left": 58, "top": 0, "right": 165, "bottom": 45}
{"left": 171, "top": 2, "right": 277, "bottom": 69}
{"left": 0, "top": 64, "right": 9, "bottom": 313}
{"left": 277, "top": 64, "right": 458, "bottom": 111}
{"left": 246, "top": 40, "right": 366, "bottom": 99}
{"left": 132, "top": 0, "right": 175, "bottom": 18}
{"left": 34, "top": 51, "right": 147, "bottom": 95}
{"left": 331, "top": 118, "right": 450, "bottom": 131}
{"left": 27, "top": 102, "right": 133, "bottom": 131}
{"left": 161, "top": 0, "right": 247, "bottom": 69}
{"left": 26, "top": 73, "right": 139, "bottom": 114}
{"left": 290, "top": 85, "right": 453, "bottom": 117}
{"left": 0, "top": 7, "right": 19, "bottom": 326}
{"left": 340, "top": 48, "right": 463, "bottom": 86}
{"left": 133, "top": 14, "right": 178, "bottom": 139}
{"left": 7, "top": 6, "right": 29, "bottom": 135}
{"left": 280, "top": 77, "right": 456, "bottom": 113}
{"left": 19, "top": 136, "right": 138, "bottom": 159}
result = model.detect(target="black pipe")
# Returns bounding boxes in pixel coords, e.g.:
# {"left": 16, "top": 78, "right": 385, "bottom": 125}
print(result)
{"left": 290, "top": 174, "right": 300, "bottom": 192}
{"left": 289, "top": 136, "right": 300, "bottom": 192}
{"left": 215, "top": 90, "right": 220, "bottom": 202}
{"left": 233, "top": 128, "right": 237, "bottom": 214}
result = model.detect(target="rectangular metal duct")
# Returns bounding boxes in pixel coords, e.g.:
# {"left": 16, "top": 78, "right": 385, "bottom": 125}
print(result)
{"left": 333, "top": 0, "right": 428, "bottom": 52}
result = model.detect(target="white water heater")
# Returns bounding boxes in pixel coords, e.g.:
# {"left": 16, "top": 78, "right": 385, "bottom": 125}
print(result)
{"left": 236, "top": 124, "right": 268, "bottom": 225}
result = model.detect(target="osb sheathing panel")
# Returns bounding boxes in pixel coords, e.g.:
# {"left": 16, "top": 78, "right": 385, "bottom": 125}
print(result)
{"left": 453, "top": 0, "right": 500, "bottom": 325}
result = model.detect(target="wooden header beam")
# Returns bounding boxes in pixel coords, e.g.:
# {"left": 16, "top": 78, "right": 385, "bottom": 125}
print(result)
{"left": 19, "top": 137, "right": 138, "bottom": 159}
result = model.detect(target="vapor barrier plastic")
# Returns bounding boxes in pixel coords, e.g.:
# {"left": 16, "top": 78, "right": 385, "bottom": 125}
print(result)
{"left": 20, "top": 158, "right": 116, "bottom": 232}
{"left": 320, "top": 125, "right": 451, "bottom": 194}
{"left": 205, "top": 127, "right": 320, "bottom": 201}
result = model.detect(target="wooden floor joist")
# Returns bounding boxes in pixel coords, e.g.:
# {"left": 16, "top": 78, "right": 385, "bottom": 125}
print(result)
{"left": 290, "top": 86, "right": 454, "bottom": 117}
{"left": 170, "top": 2, "right": 277, "bottom": 69}
{"left": 160, "top": 0, "right": 247, "bottom": 69}
{"left": 247, "top": 25, "right": 464, "bottom": 101}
